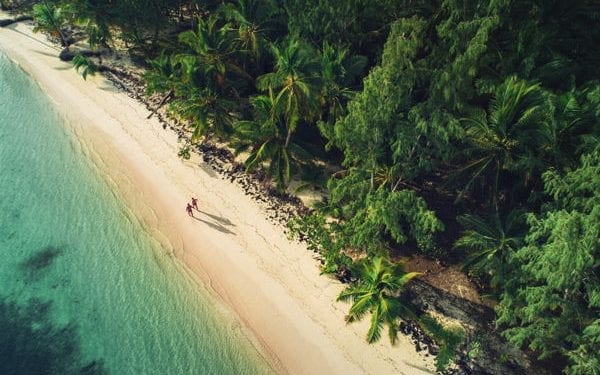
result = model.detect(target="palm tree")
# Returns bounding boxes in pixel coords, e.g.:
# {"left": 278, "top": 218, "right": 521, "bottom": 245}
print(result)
{"left": 337, "top": 256, "right": 421, "bottom": 344}
{"left": 319, "top": 42, "right": 367, "bottom": 124}
{"left": 218, "top": 0, "right": 283, "bottom": 69}
{"left": 143, "top": 53, "right": 181, "bottom": 118}
{"left": 145, "top": 52, "right": 180, "bottom": 94}
{"left": 234, "top": 92, "right": 312, "bottom": 189}
{"left": 32, "top": 2, "right": 69, "bottom": 47}
{"left": 454, "top": 210, "right": 525, "bottom": 289}
{"left": 168, "top": 17, "right": 253, "bottom": 140}
{"left": 169, "top": 83, "right": 237, "bottom": 140}
{"left": 257, "top": 38, "right": 321, "bottom": 144}
{"left": 145, "top": 52, "right": 179, "bottom": 93}
{"left": 62, "top": 0, "right": 112, "bottom": 49}
{"left": 459, "top": 76, "right": 549, "bottom": 209}
{"left": 177, "top": 15, "right": 252, "bottom": 90}
{"left": 543, "top": 91, "right": 595, "bottom": 169}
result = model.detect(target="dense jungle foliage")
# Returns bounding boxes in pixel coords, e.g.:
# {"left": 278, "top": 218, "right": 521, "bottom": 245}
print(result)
{"left": 21, "top": 0, "right": 600, "bottom": 372}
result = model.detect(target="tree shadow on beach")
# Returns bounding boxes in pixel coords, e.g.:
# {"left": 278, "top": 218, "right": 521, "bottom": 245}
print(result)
{"left": 30, "top": 50, "right": 71, "bottom": 69}
{"left": 5, "top": 26, "right": 60, "bottom": 52}
{"left": 31, "top": 50, "right": 60, "bottom": 59}
{"left": 0, "top": 296, "right": 107, "bottom": 375}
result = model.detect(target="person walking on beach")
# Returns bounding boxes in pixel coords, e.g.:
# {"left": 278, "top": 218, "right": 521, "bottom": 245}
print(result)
{"left": 186, "top": 203, "right": 194, "bottom": 217}
{"left": 191, "top": 197, "right": 198, "bottom": 210}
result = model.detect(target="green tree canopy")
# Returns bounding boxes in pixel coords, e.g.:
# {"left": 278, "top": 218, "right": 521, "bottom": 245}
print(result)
{"left": 497, "top": 148, "right": 600, "bottom": 373}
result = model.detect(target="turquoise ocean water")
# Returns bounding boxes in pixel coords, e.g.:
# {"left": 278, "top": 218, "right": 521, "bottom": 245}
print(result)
{"left": 0, "top": 52, "right": 271, "bottom": 375}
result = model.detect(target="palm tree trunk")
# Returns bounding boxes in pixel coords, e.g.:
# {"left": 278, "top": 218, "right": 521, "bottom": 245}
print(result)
{"left": 147, "top": 90, "right": 173, "bottom": 119}
{"left": 151, "top": 26, "right": 160, "bottom": 50}
{"left": 42, "top": 1, "right": 68, "bottom": 48}
{"left": 58, "top": 28, "right": 69, "bottom": 48}
{"left": 493, "top": 160, "right": 500, "bottom": 212}
{"left": 284, "top": 127, "right": 292, "bottom": 148}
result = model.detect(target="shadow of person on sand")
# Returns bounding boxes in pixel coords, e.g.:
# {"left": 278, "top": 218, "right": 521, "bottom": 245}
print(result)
{"left": 195, "top": 210, "right": 235, "bottom": 227}
{"left": 191, "top": 216, "right": 236, "bottom": 235}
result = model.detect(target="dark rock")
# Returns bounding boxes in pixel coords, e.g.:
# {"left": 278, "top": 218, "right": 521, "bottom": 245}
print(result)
{"left": 59, "top": 48, "right": 75, "bottom": 61}
{"left": 399, "top": 321, "right": 409, "bottom": 335}
{"left": 427, "top": 344, "right": 440, "bottom": 356}
{"left": 64, "top": 36, "right": 76, "bottom": 46}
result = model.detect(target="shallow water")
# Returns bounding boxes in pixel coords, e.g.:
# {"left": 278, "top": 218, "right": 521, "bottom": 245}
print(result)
{"left": 0, "top": 52, "right": 272, "bottom": 375}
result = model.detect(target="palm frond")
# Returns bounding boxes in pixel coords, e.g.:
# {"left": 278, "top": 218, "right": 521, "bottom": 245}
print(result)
{"left": 72, "top": 54, "right": 97, "bottom": 80}
{"left": 366, "top": 304, "right": 383, "bottom": 343}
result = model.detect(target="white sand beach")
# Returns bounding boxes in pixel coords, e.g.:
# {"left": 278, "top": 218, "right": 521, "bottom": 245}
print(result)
{"left": 0, "top": 15, "right": 434, "bottom": 374}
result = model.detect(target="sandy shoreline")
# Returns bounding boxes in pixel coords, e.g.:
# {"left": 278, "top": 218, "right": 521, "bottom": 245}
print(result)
{"left": 0, "top": 16, "right": 434, "bottom": 374}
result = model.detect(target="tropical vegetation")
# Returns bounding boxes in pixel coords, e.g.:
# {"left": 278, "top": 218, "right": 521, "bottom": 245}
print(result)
{"left": 25, "top": 0, "right": 600, "bottom": 372}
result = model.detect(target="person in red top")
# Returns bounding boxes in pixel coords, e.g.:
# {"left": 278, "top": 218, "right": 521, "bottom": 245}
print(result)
{"left": 191, "top": 197, "right": 198, "bottom": 210}
{"left": 186, "top": 203, "right": 194, "bottom": 217}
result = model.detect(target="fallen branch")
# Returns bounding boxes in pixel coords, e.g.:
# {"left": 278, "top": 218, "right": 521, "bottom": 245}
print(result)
{"left": 146, "top": 90, "right": 173, "bottom": 119}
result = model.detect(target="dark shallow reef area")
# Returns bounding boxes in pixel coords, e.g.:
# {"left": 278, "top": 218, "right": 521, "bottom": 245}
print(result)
{"left": 1, "top": 244, "right": 105, "bottom": 375}
{"left": 0, "top": 296, "right": 106, "bottom": 375}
